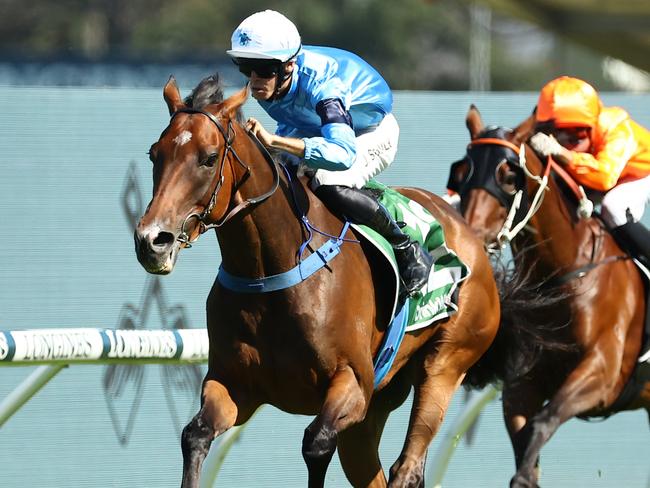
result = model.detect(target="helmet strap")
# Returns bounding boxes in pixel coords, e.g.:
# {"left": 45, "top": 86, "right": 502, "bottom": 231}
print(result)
{"left": 270, "top": 62, "right": 294, "bottom": 101}
{"left": 263, "top": 46, "right": 300, "bottom": 101}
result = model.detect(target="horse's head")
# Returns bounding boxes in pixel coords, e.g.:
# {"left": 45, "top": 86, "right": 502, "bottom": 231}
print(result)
{"left": 448, "top": 105, "right": 540, "bottom": 250}
{"left": 135, "top": 75, "right": 249, "bottom": 274}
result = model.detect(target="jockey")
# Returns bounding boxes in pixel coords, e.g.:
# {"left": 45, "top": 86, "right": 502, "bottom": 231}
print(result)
{"left": 530, "top": 75, "right": 650, "bottom": 267}
{"left": 227, "top": 10, "right": 433, "bottom": 296}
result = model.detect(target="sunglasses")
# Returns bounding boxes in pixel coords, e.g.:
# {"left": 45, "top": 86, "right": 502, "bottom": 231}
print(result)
{"left": 233, "top": 59, "right": 282, "bottom": 78}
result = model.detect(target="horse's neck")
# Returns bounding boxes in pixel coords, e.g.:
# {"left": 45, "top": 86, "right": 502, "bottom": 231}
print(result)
{"left": 216, "top": 149, "right": 309, "bottom": 277}
{"left": 514, "top": 174, "right": 588, "bottom": 274}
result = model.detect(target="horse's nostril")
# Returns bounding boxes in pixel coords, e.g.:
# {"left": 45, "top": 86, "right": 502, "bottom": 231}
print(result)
{"left": 153, "top": 231, "right": 175, "bottom": 247}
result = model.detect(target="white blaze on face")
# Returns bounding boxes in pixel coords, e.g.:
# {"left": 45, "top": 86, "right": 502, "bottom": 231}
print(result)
{"left": 173, "top": 130, "right": 192, "bottom": 146}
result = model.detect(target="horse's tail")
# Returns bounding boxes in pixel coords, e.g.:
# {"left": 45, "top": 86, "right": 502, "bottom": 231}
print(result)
{"left": 464, "top": 255, "right": 575, "bottom": 389}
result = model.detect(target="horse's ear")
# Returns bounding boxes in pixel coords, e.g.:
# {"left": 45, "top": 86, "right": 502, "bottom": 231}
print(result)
{"left": 219, "top": 84, "right": 249, "bottom": 119}
{"left": 163, "top": 76, "right": 185, "bottom": 115}
{"left": 512, "top": 112, "right": 537, "bottom": 145}
{"left": 466, "top": 104, "right": 484, "bottom": 140}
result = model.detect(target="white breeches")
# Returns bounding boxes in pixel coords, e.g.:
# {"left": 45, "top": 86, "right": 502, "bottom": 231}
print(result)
{"left": 601, "top": 174, "right": 650, "bottom": 227}
{"left": 310, "top": 113, "right": 399, "bottom": 190}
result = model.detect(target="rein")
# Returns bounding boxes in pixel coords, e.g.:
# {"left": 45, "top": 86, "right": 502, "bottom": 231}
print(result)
{"left": 550, "top": 254, "right": 630, "bottom": 286}
{"left": 468, "top": 138, "right": 549, "bottom": 247}
{"left": 171, "top": 108, "right": 356, "bottom": 293}
{"left": 171, "top": 108, "right": 280, "bottom": 246}
{"left": 472, "top": 137, "right": 624, "bottom": 283}
{"left": 469, "top": 138, "right": 593, "bottom": 246}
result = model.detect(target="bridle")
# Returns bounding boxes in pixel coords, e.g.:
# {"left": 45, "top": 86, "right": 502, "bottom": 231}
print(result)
{"left": 473, "top": 138, "right": 549, "bottom": 247}
{"left": 454, "top": 133, "right": 630, "bottom": 285}
{"left": 452, "top": 135, "right": 593, "bottom": 249}
{"left": 170, "top": 108, "right": 280, "bottom": 247}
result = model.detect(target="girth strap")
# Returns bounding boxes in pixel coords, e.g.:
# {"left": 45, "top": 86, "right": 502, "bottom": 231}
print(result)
{"left": 216, "top": 222, "right": 350, "bottom": 293}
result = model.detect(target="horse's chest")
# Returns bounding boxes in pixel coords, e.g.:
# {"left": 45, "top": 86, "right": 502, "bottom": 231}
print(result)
{"left": 209, "top": 303, "right": 329, "bottom": 369}
{"left": 212, "top": 327, "right": 328, "bottom": 412}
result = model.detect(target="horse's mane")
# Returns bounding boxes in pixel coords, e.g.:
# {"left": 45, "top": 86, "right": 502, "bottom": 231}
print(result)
{"left": 183, "top": 73, "right": 245, "bottom": 124}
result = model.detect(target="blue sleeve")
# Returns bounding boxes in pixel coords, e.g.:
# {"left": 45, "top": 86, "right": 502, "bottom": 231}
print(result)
{"left": 303, "top": 122, "right": 357, "bottom": 171}
{"left": 275, "top": 123, "right": 292, "bottom": 137}
{"left": 302, "top": 79, "right": 357, "bottom": 170}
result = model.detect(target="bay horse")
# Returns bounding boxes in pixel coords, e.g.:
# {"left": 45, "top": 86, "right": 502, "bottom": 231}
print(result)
{"left": 449, "top": 105, "right": 650, "bottom": 487}
{"left": 134, "top": 74, "right": 504, "bottom": 488}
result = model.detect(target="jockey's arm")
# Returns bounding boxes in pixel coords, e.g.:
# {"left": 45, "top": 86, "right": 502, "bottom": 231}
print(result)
{"left": 245, "top": 120, "right": 356, "bottom": 170}
{"left": 302, "top": 122, "right": 357, "bottom": 171}
{"left": 257, "top": 124, "right": 357, "bottom": 171}
{"left": 247, "top": 99, "right": 357, "bottom": 171}
{"left": 567, "top": 122, "right": 636, "bottom": 191}
{"left": 300, "top": 97, "right": 357, "bottom": 171}
{"left": 269, "top": 133, "right": 306, "bottom": 158}
{"left": 246, "top": 117, "right": 306, "bottom": 157}
{"left": 530, "top": 129, "right": 630, "bottom": 191}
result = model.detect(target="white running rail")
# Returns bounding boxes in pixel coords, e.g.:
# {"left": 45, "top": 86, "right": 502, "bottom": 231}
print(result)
{"left": 1, "top": 328, "right": 496, "bottom": 487}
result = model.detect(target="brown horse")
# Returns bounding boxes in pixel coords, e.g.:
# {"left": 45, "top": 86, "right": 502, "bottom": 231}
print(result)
{"left": 449, "top": 105, "right": 650, "bottom": 488}
{"left": 134, "top": 75, "right": 503, "bottom": 488}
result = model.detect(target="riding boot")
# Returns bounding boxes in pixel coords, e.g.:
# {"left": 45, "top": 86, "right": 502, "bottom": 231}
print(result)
{"left": 315, "top": 184, "right": 434, "bottom": 296}
{"left": 611, "top": 221, "right": 650, "bottom": 268}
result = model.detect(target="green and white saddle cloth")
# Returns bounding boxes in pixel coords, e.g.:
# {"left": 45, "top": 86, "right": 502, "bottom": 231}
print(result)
{"left": 353, "top": 180, "right": 470, "bottom": 332}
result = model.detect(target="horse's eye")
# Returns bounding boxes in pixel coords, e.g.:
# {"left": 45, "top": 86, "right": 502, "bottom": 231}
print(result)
{"left": 200, "top": 153, "right": 218, "bottom": 167}
{"left": 495, "top": 160, "right": 518, "bottom": 195}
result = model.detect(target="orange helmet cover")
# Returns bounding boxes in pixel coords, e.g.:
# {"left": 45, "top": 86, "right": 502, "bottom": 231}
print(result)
{"left": 536, "top": 76, "right": 601, "bottom": 129}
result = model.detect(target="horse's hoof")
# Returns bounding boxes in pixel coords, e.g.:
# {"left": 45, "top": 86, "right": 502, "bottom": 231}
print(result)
{"left": 510, "top": 474, "right": 539, "bottom": 488}
{"left": 388, "top": 457, "right": 425, "bottom": 488}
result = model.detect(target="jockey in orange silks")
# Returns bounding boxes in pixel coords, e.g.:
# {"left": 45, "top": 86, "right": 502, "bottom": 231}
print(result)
{"left": 530, "top": 75, "right": 650, "bottom": 266}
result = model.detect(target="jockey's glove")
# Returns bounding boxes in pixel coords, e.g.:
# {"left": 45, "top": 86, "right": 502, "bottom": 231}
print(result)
{"left": 529, "top": 132, "right": 566, "bottom": 160}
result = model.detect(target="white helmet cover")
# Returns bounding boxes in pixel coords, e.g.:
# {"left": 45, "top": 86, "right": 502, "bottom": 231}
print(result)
{"left": 227, "top": 10, "right": 301, "bottom": 62}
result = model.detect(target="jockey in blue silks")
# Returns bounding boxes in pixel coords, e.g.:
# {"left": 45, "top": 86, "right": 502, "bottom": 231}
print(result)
{"left": 227, "top": 10, "right": 433, "bottom": 296}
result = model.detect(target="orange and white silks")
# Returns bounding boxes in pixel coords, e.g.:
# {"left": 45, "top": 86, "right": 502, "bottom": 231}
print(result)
{"left": 537, "top": 76, "right": 650, "bottom": 192}
{"left": 568, "top": 107, "right": 650, "bottom": 191}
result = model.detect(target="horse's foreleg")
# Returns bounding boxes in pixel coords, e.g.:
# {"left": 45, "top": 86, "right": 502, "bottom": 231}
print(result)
{"left": 337, "top": 366, "right": 413, "bottom": 488}
{"left": 336, "top": 406, "right": 390, "bottom": 488}
{"left": 302, "top": 365, "right": 371, "bottom": 488}
{"left": 180, "top": 378, "right": 238, "bottom": 488}
{"left": 388, "top": 351, "right": 468, "bottom": 488}
{"left": 510, "top": 350, "right": 622, "bottom": 488}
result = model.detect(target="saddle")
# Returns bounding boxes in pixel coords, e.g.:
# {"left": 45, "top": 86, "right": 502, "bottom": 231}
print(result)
{"left": 351, "top": 181, "right": 470, "bottom": 387}
{"left": 219, "top": 165, "right": 471, "bottom": 388}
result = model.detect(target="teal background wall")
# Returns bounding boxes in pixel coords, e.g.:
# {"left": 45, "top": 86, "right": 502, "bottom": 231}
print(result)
{"left": 1, "top": 84, "right": 649, "bottom": 487}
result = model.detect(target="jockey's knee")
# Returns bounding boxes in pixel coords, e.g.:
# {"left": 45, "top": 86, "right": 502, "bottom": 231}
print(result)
{"left": 602, "top": 184, "right": 647, "bottom": 227}
{"left": 314, "top": 184, "right": 379, "bottom": 222}
{"left": 602, "top": 202, "right": 640, "bottom": 228}
{"left": 602, "top": 193, "right": 635, "bottom": 227}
